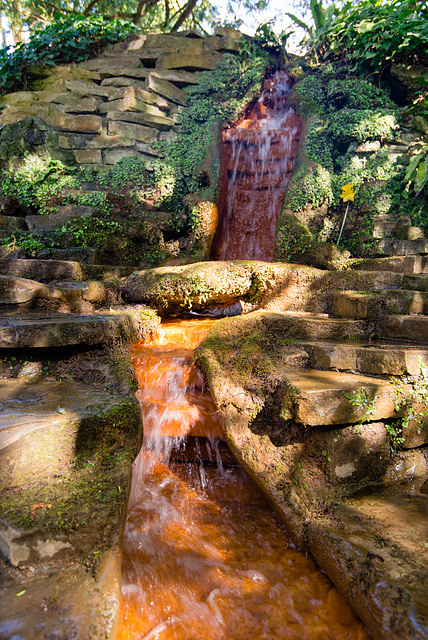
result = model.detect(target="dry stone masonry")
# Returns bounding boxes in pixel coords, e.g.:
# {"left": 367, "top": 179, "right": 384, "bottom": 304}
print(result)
{"left": 0, "top": 28, "right": 242, "bottom": 169}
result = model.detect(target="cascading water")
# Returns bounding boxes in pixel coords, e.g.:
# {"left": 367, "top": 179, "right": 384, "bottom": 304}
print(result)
{"left": 211, "top": 71, "right": 301, "bottom": 262}
{"left": 117, "top": 320, "right": 370, "bottom": 640}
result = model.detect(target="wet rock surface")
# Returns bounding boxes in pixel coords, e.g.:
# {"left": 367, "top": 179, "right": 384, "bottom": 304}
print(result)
{"left": 196, "top": 310, "right": 428, "bottom": 640}
{"left": 0, "top": 256, "right": 161, "bottom": 639}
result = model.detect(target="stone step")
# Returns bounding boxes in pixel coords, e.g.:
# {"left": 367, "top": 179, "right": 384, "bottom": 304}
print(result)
{"left": 0, "top": 311, "right": 141, "bottom": 348}
{"left": 0, "top": 274, "right": 50, "bottom": 304}
{"left": 26, "top": 206, "right": 96, "bottom": 232}
{"left": 281, "top": 368, "right": 405, "bottom": 426}
{"left": 402, "top": 273, "right": 428, "bottom": 291}
{"left": 0, "top": 257, "right": 133, "bottom": 282}
{"left": 51, "top": 280, "right": 120, "bottom": 304}
{"left": 326, "top": 270, "right": 404, "bottom": 292}
{"left": 294, "top": 340, "right": 428, "bottom": 376}
{"left": 350, "top": 255, "right": 428, "bottom": 274}
{"left": 372, "top": 216, "right": 425, "bottom": 240}
{"left": 330, "top": 289, "right": 428, "bottom": 318}
{"left": 254, "top": 312, "right": 369, "bottom": 341}
{"left": 35, "top": 247, "right": 100, "bottom": 264}
{"left": 0, "top": 215, "right": 27, "bottom": 231}
{"left": 377, "top": 238, "right": 428, "bottom": 255}
{"left": 381, "top": 314, "right": 428, "bottom": 343}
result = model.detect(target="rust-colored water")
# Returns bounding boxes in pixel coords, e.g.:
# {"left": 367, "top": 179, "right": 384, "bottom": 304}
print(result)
{"left": 211, "top": 71, "right": 301, "bottom": 262}
{"left": 117, "top": 319, "right": 370, "bottom": 640}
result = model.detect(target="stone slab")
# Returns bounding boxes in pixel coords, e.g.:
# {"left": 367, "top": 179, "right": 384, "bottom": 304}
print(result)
{"left": 26, "top": 207, "right": 94, "bottom": 231}
{"left": 0, "top": 215, "right": 27, "bottom": 231}
{"left": 402, "top": 273, "right": 428, "bottom": 291}
{"left": 303, "top": 340, "right": 428, "bottom": 376}
{"left": 58, "top": 133, "right": 135, "bottom": 150}
{"left": 308, "top": 491, "right": 428, "bottom": 640}
{"left": 0, "top": 275, "right": 50, "bottom": 304}
{"left": 377, "top": 238, "right": 428, "bottom": 255}
{"left": 79, "top": 56, "right": 143, "bottom": 70}
{"left": 0, "top": 258, "right": 132, "bottom": 283}
{"left": 380, "top": 315, "right": 428, "bottom": 343}
{"left": 331, "top": 290, "right": 428, "bottom": 318}
{"left": 64, "top": 79, "right": 117, "bottom": 98}
{"left": 106, "top": 119, "right": 159, "bottom": 143}
{"left": 150, "top": 69, "right": 200, "bottom": 87}
{"left": 99, "top": 95, "right": 166, "bottom": 116}
{"left": 326, "top": 270, "right": 403, "bottom": 292}
{"left": 0, "top": 91, "right": 38, "bottom": 107}
{"left": 0, "top": 312, "right": 141, "bottom": 348}
{"left": 106, "top": 110, "right": 173, "bottom": 130}
{"left": 145, "top": 73, "right": 188, "bottom": 106}
{"left": 62, "top": 96, "right": 102, "bottom": 113}
{"left": 96, "top": 67, "right": 149, "bottom": 80}
{"left": 282, "top": 368, "right": 402, "bottom": 426}
{"left": 102, "top": 148, "right": 147, "bottom": 165}
{"left": 156, "top": 52, "right": 221, "bottom": 71}
{"left": 73, "top": 149, "right": 102, "bottom": 164}
{"left": 351, "top": 255, "right": 428, "bottom": 274}
{"left": 112, "top": 84, "right": 170, "bottom": 110}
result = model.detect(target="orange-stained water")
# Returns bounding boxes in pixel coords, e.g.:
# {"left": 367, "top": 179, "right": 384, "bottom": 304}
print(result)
{"left": 211, "top": 71, "right": 301, "bottom": 262}
{"left": 117, "top": 319, "right": 370, "bottom": 640}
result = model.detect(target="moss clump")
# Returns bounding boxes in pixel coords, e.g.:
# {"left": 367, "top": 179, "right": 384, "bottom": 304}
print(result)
{"left": 276, "top": 63, "right": 428, "bottom": 263}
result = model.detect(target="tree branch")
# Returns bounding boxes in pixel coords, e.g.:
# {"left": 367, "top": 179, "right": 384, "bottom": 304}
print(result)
{"left": 83, "top": 0, "right": 104, "bottom": 17}
{"left": 170, "top": 0, "right": 198, "bottom": 31}
{"left": 163, "top": 0, "right": 170, "bottom": 28}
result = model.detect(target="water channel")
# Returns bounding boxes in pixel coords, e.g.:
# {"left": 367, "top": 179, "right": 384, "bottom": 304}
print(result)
{"left": 116, "top": 320, "right": 370, "bottom": 640}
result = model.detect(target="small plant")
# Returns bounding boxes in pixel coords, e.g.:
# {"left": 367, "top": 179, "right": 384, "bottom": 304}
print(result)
{"left": 405, "top": 139, "right": 428, "bottom": 197}
{"left": 385, "top": 423, "right": 404, "bottom": 455}
{"left": 393, "top": 358, "right": 428, "bottom": 437}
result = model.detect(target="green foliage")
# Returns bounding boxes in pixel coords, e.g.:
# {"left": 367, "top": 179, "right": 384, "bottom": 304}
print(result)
{"left": 315, "top": 0, "right": 428, "bottom": 72}
{"left": 64, "top": 216, "right": 123, "bottom": 248}
{"left": 329, "top": 109, "right": 398, "bottom": 145}
{"left": 394, "top": 358, "right": 428, "bottom": 438}
{"left": 1, "top": 154, "right": 75, "bottom": 213}
{"left": 0, "top": 15, "right": 138, "bottom": 96}
{"left": 405, "top": 138, "right": 428, "bottom": 197}
{"left": 286, "top": 65, "right": 428, "bottom": 257}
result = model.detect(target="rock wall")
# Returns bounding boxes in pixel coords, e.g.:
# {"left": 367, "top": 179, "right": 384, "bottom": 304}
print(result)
{"left": 0, "top": 28, "right": 242, "bottom": 170}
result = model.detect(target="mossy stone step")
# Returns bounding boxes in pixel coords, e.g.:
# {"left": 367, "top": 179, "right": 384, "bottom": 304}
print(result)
{"left": 326, "top": 269, "right": 404, "bottom": 292}
{"left": 0, "top": 258, "right": 133, "bottom": 282}
{"left": 295, "top": 340, "right": 428, "bottom": 376}
{"left": 351, "top": 255, "right": 428, "bottom": 274}
{"left": 0, "top": 215, "right": 27, "bottom": 231}
{"left": 259, "top": 312, "right": 369, "bottom": 341}
{"left": 377, "top": 238, "right": 428, "bottom": 256}
{"left": 26, "top": 206, "right": 95, "bottom": 232}
{"left": 330, "top": 289, "right": 428, "bottom": 319}
{"left": 281, "top": 368, "right": 405, "bottom": 426}
{"left": 0, "top": 311, "right": 141, "bottom": 348}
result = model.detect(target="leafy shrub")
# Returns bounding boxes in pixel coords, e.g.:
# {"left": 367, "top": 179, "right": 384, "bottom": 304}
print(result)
{"left": 315, "top": 0, "right": 428, "bottom": 72}
{"left": 0, "top": 15, "right": 138, "bottom": 95}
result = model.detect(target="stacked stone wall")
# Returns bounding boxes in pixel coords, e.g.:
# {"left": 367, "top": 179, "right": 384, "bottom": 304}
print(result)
{"left": 0, "top": 27, "right": 242, "bottom": 169}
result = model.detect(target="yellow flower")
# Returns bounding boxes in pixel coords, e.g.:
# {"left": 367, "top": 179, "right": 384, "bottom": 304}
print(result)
{"left": 340, "top": 184, "right": 356, "bottom": 202}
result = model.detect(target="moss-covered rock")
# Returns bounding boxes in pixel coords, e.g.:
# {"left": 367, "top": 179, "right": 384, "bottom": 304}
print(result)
{"left": 275, "top": 65, "right": 427, "bottom": 262}
{"left": 122, "top": 260, "right": 327, "bottom": 315}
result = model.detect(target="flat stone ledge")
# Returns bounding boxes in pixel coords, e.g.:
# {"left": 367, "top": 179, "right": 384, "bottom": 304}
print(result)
{"left": 0, "top": 311, "right": 142, "bottom": 348}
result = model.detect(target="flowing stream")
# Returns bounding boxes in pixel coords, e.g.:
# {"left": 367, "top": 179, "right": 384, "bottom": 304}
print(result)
{"left": 117, "top": 320, "right": 370, "bottom": 640}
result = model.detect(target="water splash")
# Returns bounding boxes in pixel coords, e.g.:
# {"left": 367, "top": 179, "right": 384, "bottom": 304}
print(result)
{"left": 212, "top": 71, "right": 301, "bottom": 262}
